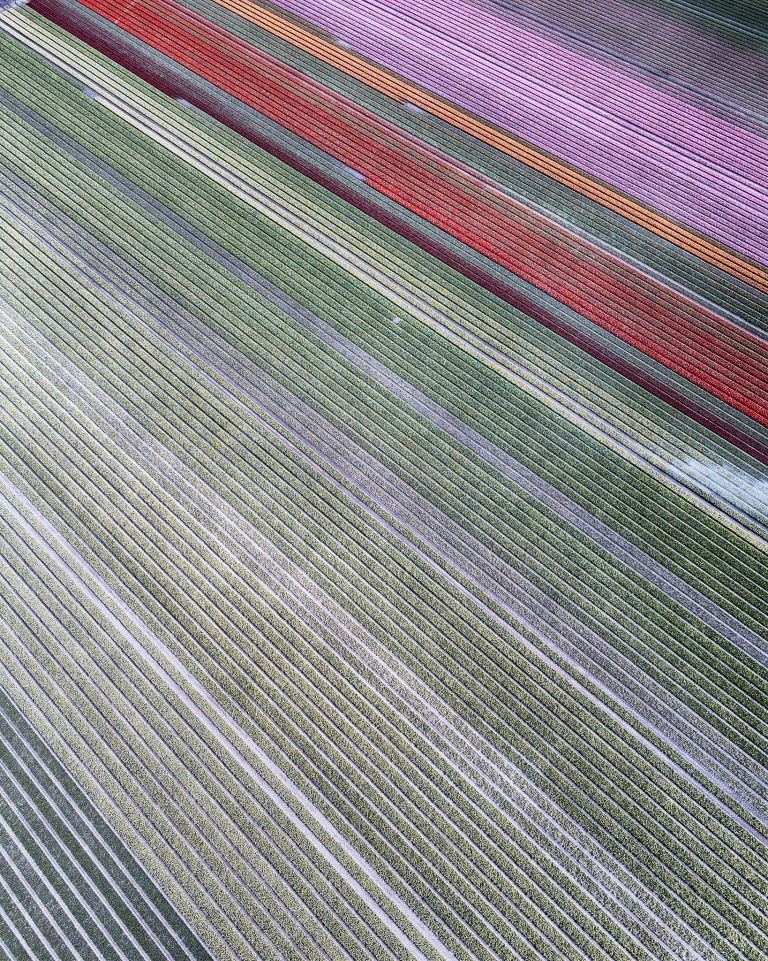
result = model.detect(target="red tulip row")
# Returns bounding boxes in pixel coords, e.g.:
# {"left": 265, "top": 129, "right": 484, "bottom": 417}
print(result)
{"left": 45, "top": 0, "right": 768, "bottom": 431}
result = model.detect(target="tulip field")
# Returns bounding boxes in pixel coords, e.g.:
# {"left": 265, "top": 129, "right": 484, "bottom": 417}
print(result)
{"left": 0, "top": 1, "right": 766, "bottom": 959}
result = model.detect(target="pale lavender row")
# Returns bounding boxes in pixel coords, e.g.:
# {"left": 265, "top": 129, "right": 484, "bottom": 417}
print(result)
{"left": 275, "top": 0, "right": 768, "bottom": 265}
{"left": 482, "top": 0, "right": 768, "bottom": 128}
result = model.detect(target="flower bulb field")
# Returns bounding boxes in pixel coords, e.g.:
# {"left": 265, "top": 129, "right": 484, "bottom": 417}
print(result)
{"left": 0, "top": 0, "right": 766, "bottom": 959}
